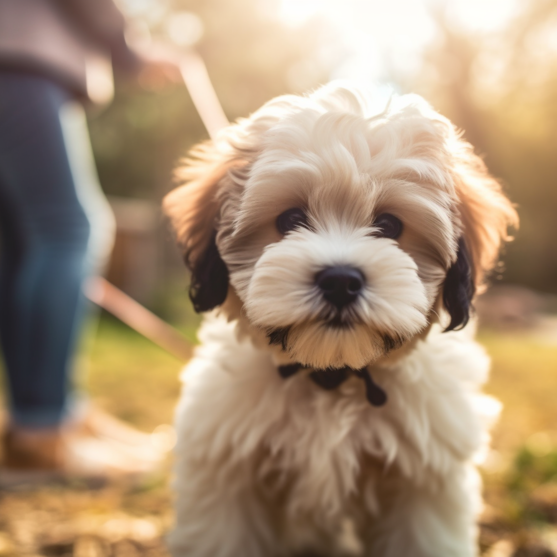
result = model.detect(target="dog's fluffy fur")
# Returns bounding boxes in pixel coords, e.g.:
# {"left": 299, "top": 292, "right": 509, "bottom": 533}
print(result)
{"left": 164, "top": 83, "right": 518, "bottom": 557}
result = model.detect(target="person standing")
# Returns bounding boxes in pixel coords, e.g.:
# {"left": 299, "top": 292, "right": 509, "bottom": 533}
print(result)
{"left": 0, "top": 0, "right": 177, "bottom": 479}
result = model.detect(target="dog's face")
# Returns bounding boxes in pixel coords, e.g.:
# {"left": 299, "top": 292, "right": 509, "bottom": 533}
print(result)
{"left": 165, "top": 84, "right": 517, "bottom": 369}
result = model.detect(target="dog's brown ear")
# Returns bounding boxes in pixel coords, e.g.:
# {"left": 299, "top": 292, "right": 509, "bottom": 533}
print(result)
{"left": 443, "top": 146, "right": 518, "bottom": 331}
{"left": 163, "top": 150, "right": 234, "bottom": 313}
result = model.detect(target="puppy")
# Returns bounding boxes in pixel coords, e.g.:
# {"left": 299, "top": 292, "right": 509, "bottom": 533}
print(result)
{"left": 164, "top": 83, "right": 517, "bottom": 557}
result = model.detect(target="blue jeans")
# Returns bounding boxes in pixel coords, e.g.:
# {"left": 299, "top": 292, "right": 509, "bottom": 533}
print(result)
{"left": 0, "top": 71, "right": 115, "bottom": 427}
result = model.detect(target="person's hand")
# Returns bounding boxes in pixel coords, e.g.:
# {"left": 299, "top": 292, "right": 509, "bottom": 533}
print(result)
{"left": 137, "top": 47, "right": 182, "bottom": 90}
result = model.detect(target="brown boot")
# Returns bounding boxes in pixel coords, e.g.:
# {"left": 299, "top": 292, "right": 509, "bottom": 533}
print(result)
{"left": 2, "top": 427, "right": 63, "bottom": 470}
{"left": 0, "top": 407, "right": 172, "bottom": 487}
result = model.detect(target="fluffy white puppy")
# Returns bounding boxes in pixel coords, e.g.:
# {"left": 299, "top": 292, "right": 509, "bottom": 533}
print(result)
{"left": 164, "top": 83, "right": 518, "bottom": 557}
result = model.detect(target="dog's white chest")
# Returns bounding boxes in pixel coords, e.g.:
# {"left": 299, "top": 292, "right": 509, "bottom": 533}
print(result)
{"left": 176, "top": 317, "right": 494, "bottom": 517}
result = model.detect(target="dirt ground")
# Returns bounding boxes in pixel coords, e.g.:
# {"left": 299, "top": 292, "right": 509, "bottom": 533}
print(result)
{"left": 0, "top": 478, "right": 172, "bottom": 557}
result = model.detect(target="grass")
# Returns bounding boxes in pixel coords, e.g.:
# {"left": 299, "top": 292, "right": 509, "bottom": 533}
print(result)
{"left": 481, "top": 330, "right": 557, "bottom": 456}
{"left": 80, "top": 315, "right": 188, "bottom": 431}
{"left": 477, "top": 330, "right": 557, "bottom": 555}
{"left": 0, "top": 314, "right": 557, "bottom": 556}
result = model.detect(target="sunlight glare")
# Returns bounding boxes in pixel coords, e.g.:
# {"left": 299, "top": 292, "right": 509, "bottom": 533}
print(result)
{"left": 280, "top": 0, "right": 323, "bottom": 25}
{"left": 166, "top": 11, "right": 205, "bottom": 47}
{"left": 279, "top": 0, "right": 521, "bottom": 82}
{"left": 446, "top": 0, "right": 520, "bottom": 32}
{"left": 279, "top": 0, "right": 435, "bottom": 82}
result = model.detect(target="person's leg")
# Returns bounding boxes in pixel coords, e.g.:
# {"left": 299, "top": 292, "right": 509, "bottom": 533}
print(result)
{"left": 0, "top": 71, "right": 114, "bottom": 432}
{"left": 0, "top": 72, "right": 167, "bottom": 482}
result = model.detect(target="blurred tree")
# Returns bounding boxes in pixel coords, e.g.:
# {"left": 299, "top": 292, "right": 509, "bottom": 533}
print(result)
{"left": 89, "top": 0, "right": 557, "bottom": 294}
{"left": 410, "top": 0, "right": 557, "bottom": 293}
{"left": 88, "top": 0, "right": 330, "bottom": 202}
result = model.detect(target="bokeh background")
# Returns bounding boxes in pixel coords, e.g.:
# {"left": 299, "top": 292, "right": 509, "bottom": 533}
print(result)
{"left": 1, "top": 1, "right": 557, "bottom": 556}
{"left": 91, "top": 0, "right": 557, "bottom": 311}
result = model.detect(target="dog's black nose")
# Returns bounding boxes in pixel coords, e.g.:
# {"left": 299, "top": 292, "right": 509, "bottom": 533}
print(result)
{"left": 315, "top": 266, "right": 365, "bottom": 309}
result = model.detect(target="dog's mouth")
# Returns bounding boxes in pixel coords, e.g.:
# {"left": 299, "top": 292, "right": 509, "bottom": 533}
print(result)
{"left": 266, "top": 321, "right": 406, "bottom": 356}
{"left": 266, "top": 312, "right": 357, "bottom": 348}
{"left": 320, "top": 305, "right": 362, "bottom": 329}
{"left": 323, "top": 314, "right": 355, "bottom": 329}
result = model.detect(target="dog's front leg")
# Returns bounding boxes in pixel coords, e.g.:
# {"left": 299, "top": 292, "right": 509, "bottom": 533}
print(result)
{"left": 363, "top": 465, "right": 481, "bottom": 557}
{"left": 168, "top": 451, "right": 281, "bottom": 557}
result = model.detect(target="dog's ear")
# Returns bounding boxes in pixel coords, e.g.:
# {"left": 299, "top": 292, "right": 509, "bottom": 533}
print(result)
{"left": 443, "top": 145, "right": 518, "bottom": 331}
{"left": 163, "top": 148, "right": 235, "bottom": 313}
{"left": 442, "top": 238, "right": 474, "bottom": 331}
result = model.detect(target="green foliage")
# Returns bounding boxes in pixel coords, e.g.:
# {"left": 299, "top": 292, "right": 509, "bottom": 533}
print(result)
{"left": 502, "top": 443, "right": 557, "bottom": 527}
{"left": 89, "top": 79, "right": 206, "bottom": 200}
{"left": 510, "top": 446, "right": 557, "bottom": 492}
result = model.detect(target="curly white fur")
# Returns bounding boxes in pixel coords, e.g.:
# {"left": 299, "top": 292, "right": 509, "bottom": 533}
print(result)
{"left": 164, "top": 82, "right": 517, "bottom": 557}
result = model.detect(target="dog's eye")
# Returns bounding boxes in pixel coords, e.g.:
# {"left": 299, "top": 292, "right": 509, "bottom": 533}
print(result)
{"left": 372, "top": 213, "right": 403, "bottom": 240}
{"left": 276, "top": 208, "right": 309, "bottom": 235}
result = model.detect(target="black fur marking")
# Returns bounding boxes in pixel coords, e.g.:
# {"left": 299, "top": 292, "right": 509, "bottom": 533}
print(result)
{"left": 443, "top": 238, "right": 475, "bottom": 332}
{"left": 276, "top": 363, "right": 388, "bottom": 407}
{"left": 278, "top": 363, "right": 303, "bottom": 378}
{"left": 309, "top": 367, "right": 350, "bottom": 390}
{"left": 189, "top": 232, "right": 229, "bottom": 313}
{"left": 354, "top": 369, "right": 387, "bottom": 406}
{"left": 267, "top": 327, "right": 290, "bottom": 350}
{"left": 382, "top": 333, "right": 404, "bottom": 353}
